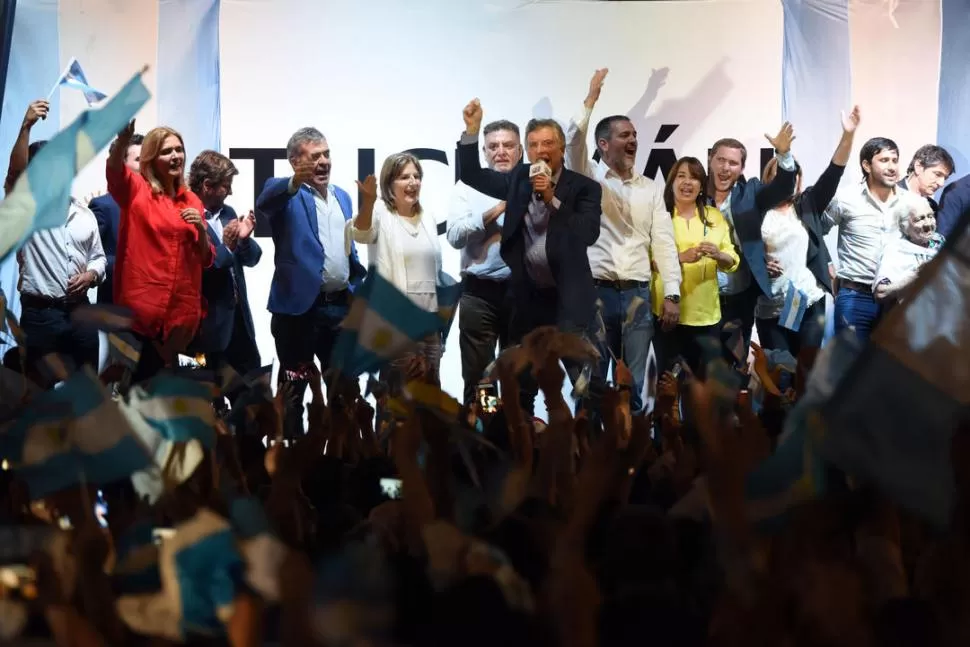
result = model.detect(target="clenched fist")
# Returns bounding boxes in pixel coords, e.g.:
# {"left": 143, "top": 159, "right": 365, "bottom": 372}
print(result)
{"left": 463, "top": 99, "right": 483, "bottom": 135}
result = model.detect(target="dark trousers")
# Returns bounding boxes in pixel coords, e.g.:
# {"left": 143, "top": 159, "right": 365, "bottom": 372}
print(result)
{"left": 207, "top": 306, "right": 261, "bottom": 380}
{"left": 457, "top": 275, "right": 510, "bottom": 405}
{"left": 719, "top": 284, "right": 760, "bottom": 369}
{"left": 755, "top": 298, "right": 827, "bottom": 358}
{"left": 131, "top": 333, "right": 167, "bottom": 385}
{"left": 271, "top": 290, "right": 349, "bottom": 437}
{"left": 834, "top": 285, "right": 881, "bottom": 343}
{"left": 20, "top": 296, "right": 98, "bottom": 386}
{"left": 508, "top": 286, "right": 602, "bottom": 417}
{"left": 653, "top": 321, "right": 719, "bottom": 376}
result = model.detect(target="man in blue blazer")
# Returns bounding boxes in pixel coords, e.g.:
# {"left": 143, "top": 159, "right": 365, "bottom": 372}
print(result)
{"left": 707, "top": 126, "right": 797, "bottom": 367}
{"left": 189, "top": 151, "right": 263, "bottom": 383}
{"left": 257, "top": 127, "right": 366, "bottom": 436}
{"left": 89, "top": 133, "right": 143, "bottom": 305}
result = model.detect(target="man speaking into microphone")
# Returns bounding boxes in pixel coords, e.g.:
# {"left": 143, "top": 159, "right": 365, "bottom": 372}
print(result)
{"left": 458, "top": 99, "right": 603, "bottom": 414}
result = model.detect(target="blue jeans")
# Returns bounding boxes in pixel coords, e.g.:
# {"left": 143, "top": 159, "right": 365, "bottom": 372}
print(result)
{"left": 834, "top": 287, "right": 881, "bottom": 342}
{"left": 592, "top": 284, "right": 654, "bottom": 414}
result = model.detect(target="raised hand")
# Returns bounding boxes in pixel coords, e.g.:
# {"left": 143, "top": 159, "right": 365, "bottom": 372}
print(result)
{"left": 23, "top": 100, "right": 50, "bottom": 128}
{"left": 118, "top": 119, "right": 135, "bottom": 142}
{"left": 356, "top": 174, "right": 378, "bottom": 205}
{"left": 585, "top": 68, "right": 608, "bottom": 108}
{"left": 462, "top": 98, "right": 483, "bottom": 135}
{"left": 765, "top": 121, "right": 795, "bottom": 155}
{"left": 237, "top": 210, "right": 256, "bottom": 239}
{"left": 841, "top": 105, "right": 861, "bottom": 133}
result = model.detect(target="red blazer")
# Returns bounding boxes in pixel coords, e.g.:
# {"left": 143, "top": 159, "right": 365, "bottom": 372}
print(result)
{"left": 107, "top": 164, "right": 214, "bottom": 340}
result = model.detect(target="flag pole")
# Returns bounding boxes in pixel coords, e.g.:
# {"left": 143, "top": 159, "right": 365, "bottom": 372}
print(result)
{"left": 45, "top": 57, "right": 77, "bottom": 102}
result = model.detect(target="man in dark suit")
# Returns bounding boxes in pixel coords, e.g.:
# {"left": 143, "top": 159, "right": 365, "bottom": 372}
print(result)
{"left": 458, "top": 99, "right": 603, "bottom": 413}
{"left": 938, "top": 173, "right": 970, "bottom": 238}
{"left": 257, "top": 127, "right": 367, "bottom": 436}
{"left": 189, "top": 150, "right": 262, "bottom": 382}
{"left": 706, "top": 126, "right": 797, "bottom": 367}
{"left": 89, "top": 133, "right": 143, "bottom": 305}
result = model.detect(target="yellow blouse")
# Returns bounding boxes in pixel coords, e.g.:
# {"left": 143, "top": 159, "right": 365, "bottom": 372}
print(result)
{"left": 651, "top": 205, "right": 740, "bottom": 326}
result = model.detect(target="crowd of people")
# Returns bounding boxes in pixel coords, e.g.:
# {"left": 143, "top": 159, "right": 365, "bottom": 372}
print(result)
{"left": 0, "top": 64, "right": 967, "bottom": 645}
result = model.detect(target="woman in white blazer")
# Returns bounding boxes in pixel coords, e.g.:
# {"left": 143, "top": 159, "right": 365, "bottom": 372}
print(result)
{"left": 348, "top": 152, "right": 444, "bottom": 381}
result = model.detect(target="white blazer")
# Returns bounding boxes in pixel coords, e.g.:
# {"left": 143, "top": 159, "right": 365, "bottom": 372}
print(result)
{"left": 346, "top": 201, "right": 443, "bottom": 305}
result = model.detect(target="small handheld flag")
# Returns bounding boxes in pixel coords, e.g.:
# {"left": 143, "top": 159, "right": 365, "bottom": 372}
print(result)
{"left": 779, "top": 281, "right": 809, "bottom": 332}
{"left": 47, "top": 58, "right": 107, "bottom": 105}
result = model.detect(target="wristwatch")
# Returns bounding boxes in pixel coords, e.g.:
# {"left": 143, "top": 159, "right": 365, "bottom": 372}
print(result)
{"left": 664, "top": 295, "right": 680, "bottom": 304}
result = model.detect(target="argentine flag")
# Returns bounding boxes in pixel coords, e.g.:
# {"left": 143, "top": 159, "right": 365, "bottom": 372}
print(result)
{"left": 0, "top": 68, "right": 150, "bottom": 263}
{"left": 0, "top": 367, "right": 152, "bottom": 499}
{"left": 330, "top": 268, "right": 445, "bottom": 377}
{"left": 48, "top": 58, "right": 107, "bottom": 105}
{"left": 116, "top": 508, "right": 244, "bottom": 641}
{"left": 779, "top": 281, "right": 809, "bottom": 332}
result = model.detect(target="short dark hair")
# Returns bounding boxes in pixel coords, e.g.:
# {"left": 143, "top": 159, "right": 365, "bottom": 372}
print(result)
{"left": 524, "top": 118, "right": 565, "bottom": 148}
{"left": 27, "top": 140, "right": 47, "bottom": 162}
{"left": 907, "top": 144, "right": 955, "bottom": 176}
{"left": 593, "top": 115, "right": 633, "bottom": 153}
{"left": 710, "top": 138, "right": 747, "bottom": 167}
{"left": 188, "top": 150, "right": 239, "bottom": 194}
{"left": 859, "top": 137, "right": 899, "bottom": 178}
{"left": 483, "top": 120, "right": 519, "bottom": 139}
{"left": 108, "top": 133, "right": 144, "bottom": 157}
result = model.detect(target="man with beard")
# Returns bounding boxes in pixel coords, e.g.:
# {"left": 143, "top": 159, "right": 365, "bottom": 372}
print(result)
{"left": 565, "top": 68, "right": 681, "bottom": 414}
{"left": 874, "top": 194, "right": 941, "bottom": 306}
{"left": 458, "top": 98, "right": 603, "bottom": 414}
{"left": 447, "top": 119, "right": 521, "bottom": 406}
{"left": 257, "top": 127, "right": 367, "bottom": 436}
{"left": 707, "top": 126, "right": 798, "bottom": 368}
{"left": 823, "top": 137, "right": 906, "bottom": 341}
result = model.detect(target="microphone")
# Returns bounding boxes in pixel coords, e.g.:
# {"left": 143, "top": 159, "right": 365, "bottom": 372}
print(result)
{"left": 529, "top": 160, "right": 552, "bottom": 200}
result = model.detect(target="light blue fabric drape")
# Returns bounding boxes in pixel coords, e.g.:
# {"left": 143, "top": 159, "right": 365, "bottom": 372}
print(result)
{"left": 0, "top": 0, "right": 60, "bottom": 358}
{"left": 937, "top": 0, "right": 970, "bottom": 177}
{"left": 156, "top": 0, "right": 221, "bottom": 161}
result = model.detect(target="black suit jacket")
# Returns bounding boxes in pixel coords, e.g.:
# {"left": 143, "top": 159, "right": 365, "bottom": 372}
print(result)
{"left": 794, "top": 161, "right": 845, "bottom": 294}
{"left": 457, "top": 138, "right": 602, "bottom": 328}
{"left": 88, "top": 194, "right": 121, "bottom": 305}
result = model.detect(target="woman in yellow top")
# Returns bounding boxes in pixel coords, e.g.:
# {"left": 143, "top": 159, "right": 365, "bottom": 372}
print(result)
{"left": 652, "top": 156, "right": 739, "bottom": 373}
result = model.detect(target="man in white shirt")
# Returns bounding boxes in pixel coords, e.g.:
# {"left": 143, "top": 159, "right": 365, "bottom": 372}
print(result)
{"left": 4, "top": 100, "right": 105, "bottom": 384}
{"left": 824, "top": 137, "right": 909, "bottom": 341}
{"left": 447, "top": 119, "right": 520, "bottom": 405}
{"left": 565, "top": 69, "right": 681, "bottom": 413}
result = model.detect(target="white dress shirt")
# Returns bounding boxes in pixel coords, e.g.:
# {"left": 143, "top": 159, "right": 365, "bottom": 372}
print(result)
{"left": 566, "top": 105, "right": 681, "bottom": 296}
{"left": 873, "top": 237, "right": 938, "bottom": 294}
{"left": 823, "top": 182, "right": 907, "bottom": 284}
{"left": 288, "top": 179, "right": 351, "bottom": 291}
{"left": 19, "top": 198, "right": 106, "bottom": 299}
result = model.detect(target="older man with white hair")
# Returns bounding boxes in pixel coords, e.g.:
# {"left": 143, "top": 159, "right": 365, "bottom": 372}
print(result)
{"left": 873, "top": 194, "right": 942, "bottom": 305}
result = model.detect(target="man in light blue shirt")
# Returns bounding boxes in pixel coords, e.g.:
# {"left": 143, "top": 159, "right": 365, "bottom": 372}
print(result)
{"left": 447, "top": 119, "right": 520, "bottom": 404}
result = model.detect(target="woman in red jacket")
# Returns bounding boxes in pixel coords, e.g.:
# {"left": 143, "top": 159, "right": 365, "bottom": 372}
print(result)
{"left": 107, "top": 120, "right": 214, "bottom": 382}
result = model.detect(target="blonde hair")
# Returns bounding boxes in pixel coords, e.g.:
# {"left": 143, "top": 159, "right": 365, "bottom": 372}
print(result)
{"left": 379, "top": 152, "right": 423, "bottom": 215}
{"left": 140, "top": 126, "right": 186, "bottom": 195}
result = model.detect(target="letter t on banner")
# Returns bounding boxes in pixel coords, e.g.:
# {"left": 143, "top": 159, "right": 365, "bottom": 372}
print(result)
{"left": 156, "top": 0, "right": 221, "bottom": 163}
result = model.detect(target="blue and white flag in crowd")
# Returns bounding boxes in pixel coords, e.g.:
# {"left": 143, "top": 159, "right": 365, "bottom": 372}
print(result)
{"left": 0, "top": 68, "right": 150, "bottom": 263}
{"left": 0, "top": 367, "right": 151, "bottom": 499}
{"left": 779, "top": 281, "right": 809, "bottom": 332}
{"left": 116, "top": 508, "right": 244, "bottom": 641}
{"left": 228, "top": 496, "right": 286, "bottom": 603}
{"left": 330, "top": 268, "right": 445, "bottom": 377}
{"left": 47, "top": 58, "right": 107, "bottom": 105}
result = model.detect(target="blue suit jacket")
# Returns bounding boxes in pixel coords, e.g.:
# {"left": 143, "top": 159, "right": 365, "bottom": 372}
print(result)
{"left": 199, "top": 205, "right": 262, "bottom": 353}
{"left": 937, "top": 174, "right": 970, "bottom": 238}
{"left": 722, "top": 165, "right": 798, "bottom": 296}
{"left": 256, "top": 178, "right": 366, "bottom": 315}
{"left": 88, "top": 194, "right": 121, "bottom": 304}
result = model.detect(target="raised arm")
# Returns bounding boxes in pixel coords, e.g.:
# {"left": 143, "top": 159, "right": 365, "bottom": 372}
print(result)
{"left": 754, "top": 122, "right": 797, "bottom": 213}
{"left": 565, "top": 69, "right": 608, "bottom": 178}
{"left": 801, "top": 107, "right": 860, "bottom": 223}
{"left": 4, "top": 100, "right": 49, "bottom": 194}
{"left": 457, "top": 99, "right": 513, "bottom": 200}
{"left": 348, "top": 174, "right": 379, "bottom": 245}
